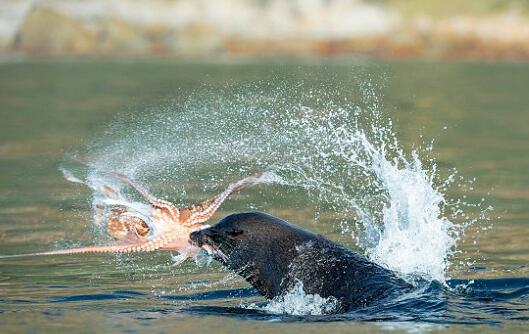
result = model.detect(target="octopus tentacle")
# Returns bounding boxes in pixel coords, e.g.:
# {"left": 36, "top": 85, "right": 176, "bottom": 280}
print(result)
{"left": 108, "top": 172, "right": 159, "bottom": 203}
{"left": 182, "top": 172, "right": 264, "bottom": 227}
{"left": 0, "top": 232, "right": 181, "bottom": 259}
{"left": 66, "top": 160, "right": 175, "bottom": 213}
{"left": 109, "top": 172, "right": 181, "bottom": 223}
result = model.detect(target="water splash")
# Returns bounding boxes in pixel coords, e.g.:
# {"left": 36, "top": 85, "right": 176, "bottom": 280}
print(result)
{"left": 247, "top": 281, "right": 338, "bottom": 316}
{"left": 266, "top": 113, "right": 460, "bottom": 282}
{"left": 79, "top": 80, "right": 487, "bottom": 285}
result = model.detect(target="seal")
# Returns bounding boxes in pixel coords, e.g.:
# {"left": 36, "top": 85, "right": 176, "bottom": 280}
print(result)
{"left": 190, "top": 211, "right": 412, "bottom": 313}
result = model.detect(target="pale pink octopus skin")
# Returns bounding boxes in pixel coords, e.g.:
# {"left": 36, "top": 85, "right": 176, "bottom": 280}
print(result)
{"left": 1, "top": 171, "right": 265, "bottom": 262}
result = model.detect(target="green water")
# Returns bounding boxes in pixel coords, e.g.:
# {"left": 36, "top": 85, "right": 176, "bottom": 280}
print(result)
{"left": 0, "top": 60, "right": 528, "bottom": 333}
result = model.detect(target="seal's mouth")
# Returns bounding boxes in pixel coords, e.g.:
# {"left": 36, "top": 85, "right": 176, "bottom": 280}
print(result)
{"left": 190, "top": 229, "right": 229, "bottom": 263}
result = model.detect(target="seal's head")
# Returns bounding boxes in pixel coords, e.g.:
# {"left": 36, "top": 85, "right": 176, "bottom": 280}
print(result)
{"left": 190, "top": 211, "right": 315, "bottom": 298}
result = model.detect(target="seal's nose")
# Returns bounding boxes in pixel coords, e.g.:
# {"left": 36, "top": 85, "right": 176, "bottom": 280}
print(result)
{"left": 190, "top": 228, "right": 221, "bottom": 248}
{"left": 189, "top": 230, "right": 204, "bottom": 247}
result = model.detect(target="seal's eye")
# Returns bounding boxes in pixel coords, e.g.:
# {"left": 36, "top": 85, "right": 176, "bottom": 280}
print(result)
{"left": 227, "top": 229, "right": 244, "bottom": 237}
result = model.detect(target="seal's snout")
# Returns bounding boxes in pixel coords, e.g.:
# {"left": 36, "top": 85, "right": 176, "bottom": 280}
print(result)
{"left": 190, "top": 229, "right": 220, "bottom": 247}
{"left": 189, "top": 230, "right": 204, "bottom": 247}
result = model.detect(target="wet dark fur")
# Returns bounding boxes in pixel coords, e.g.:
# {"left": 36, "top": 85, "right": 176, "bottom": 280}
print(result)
{"left": 190, "top": 211, "right": 412, "bottom": 313}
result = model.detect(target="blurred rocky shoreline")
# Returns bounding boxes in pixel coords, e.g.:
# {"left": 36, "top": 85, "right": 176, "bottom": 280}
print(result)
{"left": 2, "top": 0, "right": 529, "bottom": 61}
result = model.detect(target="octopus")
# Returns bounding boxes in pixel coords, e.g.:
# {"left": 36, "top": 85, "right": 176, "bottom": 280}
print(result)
{"left": 4, "top": 169, "right": 266, "bottom": 263}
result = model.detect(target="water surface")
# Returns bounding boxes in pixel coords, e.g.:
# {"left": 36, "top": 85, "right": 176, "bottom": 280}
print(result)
{"left": 0, "top": 60, "right": 528, "bottom": 333}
